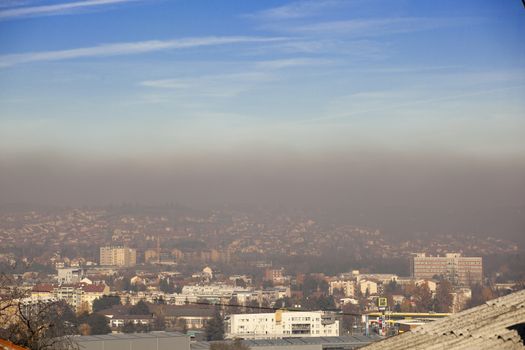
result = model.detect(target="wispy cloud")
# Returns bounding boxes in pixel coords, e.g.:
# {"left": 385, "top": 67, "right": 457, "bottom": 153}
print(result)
{"left": 0, "top": 0, "right": 140, "bottom": 20}
{"left": 139, "top": 57, "right": 328, "bottom": 98}
{"left": 0, "top": 0, "right": 33, "bottom": 9}
{"left": 245, "top": 0, "right": 345, "bottom": 20}
{"left": 302, "top": 84, "right": 525, "bottom": 124}
{"left": 139, "top": 72, "right": 276, "bottom": 98}
{"left": 269, "top": 17, "right": 477, "bottom": 36}
{"left": 0, "top": 36, "right": 285, "bottom": 68}
{"left": 255, "top": 57, "right": 330, "bottom": 70}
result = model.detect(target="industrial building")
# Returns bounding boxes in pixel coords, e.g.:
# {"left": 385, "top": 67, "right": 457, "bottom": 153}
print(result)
{"left": 191, "top": 335, "right": 380, "bottom": 350}
{"left": 74, "top": 332, "right": 189, "bottom": 350}
{"left": 72, "top": 332, "right": 379, "bottom": 350}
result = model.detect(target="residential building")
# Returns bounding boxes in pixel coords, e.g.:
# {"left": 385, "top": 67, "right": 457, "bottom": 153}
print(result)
{"left": 225, "top": 310, "right": 339, "bottom": 339}
{"left": 79, "top": 283, "right": 111, "bottom": 312}
{"left": 149, "top": 305, "right": 214, "bottom": 330}
{"left": 264, "top": 268, "right": 286, "bottom": 284}
{"left": 100, "top": 246, "right": 137, "bottom": 267}
{"left": 359, "top": 280, "right": 378, "bottom": 296}
{"left": 411, "top": 253, "right": 483, "bottom": 285}
{"left": 108, "top": 314, "right": 155, "bottom": 329}
{"left": 329, "top": 280, "right": 355, "bottom": 297}
{"left": 31, "top": 282, "right": 109, "bottom": 313}
{"left": 57, "top": 268, "right": 83, "bottom": 284}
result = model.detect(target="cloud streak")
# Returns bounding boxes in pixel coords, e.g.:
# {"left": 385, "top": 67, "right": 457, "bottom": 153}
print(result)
{"left": 268, "top": 17, "right": 477, "bottom": 36}
{"left": 245, "top": 0, "right": 345, "bottom": 20}
{"left": 0, "top": 0, "right": 140, "bottom": 20}
{"left": 138, "top": 58, "right": 329, "bottom": 98}
{"left": 139, "top": 72, "right": 276, "bottom": 97}
{"left": 0, "top": 36, "right": 285, "bottom": 68}
{"left": 301, "top": 84, "right": 525, "bottom": 124}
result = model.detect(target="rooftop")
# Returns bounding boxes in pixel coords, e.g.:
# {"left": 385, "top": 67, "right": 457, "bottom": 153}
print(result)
{"left": 362, "top": 289, "right": 525, "bottom": 350}
{"left": 75, "top": 331, "right": 186, "bottom": 343}
{"left": 191, "top": 335, "right": 379, "bottom": 349}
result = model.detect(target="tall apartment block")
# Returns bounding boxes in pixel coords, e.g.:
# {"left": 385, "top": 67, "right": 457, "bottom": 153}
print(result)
{"left": 99, "top": 246, "right": 137, "bottom": 267}
{"left": 411, "top": 253, "right": 482, "bottom": 285}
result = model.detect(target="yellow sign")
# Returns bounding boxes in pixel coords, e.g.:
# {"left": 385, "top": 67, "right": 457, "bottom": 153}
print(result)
{"left": 275, "top": 309, "right": 283, "bottom": 324}
{"left": 378, "top": 298, "right": 388, "bottom": 307}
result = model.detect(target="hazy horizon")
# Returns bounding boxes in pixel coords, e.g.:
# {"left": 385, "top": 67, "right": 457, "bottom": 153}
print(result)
{"left": 1, "top": 0, "right": 524, "bottom": 241}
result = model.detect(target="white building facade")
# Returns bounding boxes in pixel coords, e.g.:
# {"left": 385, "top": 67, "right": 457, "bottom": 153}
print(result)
{"left": 225, "top": 310, "right": 339, "bottom": 339}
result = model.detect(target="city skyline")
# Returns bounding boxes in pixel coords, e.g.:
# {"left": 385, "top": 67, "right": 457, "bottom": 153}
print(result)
{"left": 1, "top": 2, "right": 524, "bottom": 224}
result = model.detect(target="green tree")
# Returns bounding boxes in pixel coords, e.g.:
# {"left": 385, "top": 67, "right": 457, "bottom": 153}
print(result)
{"left": 301, "top": 276, "right": 319, "bottom": 296}
{"left": 122, "top": 322, "right": 136, "bottom": 333}
{"left": 227, "top": 296, "right": 243, "bottom": 314}
{"left": 384, "top": 280, "right": 402, "bottom": 295}
{"left": 303, "top": 295, "right": 335, "bottom": 310}
{"left": 235, "top": 278, "right": 247, "bottom": 289}
{"left": 93, "top": 295, "right": 121, "bottom": 312}
{"left": 247, "top": 299, "right": 260, "bottom": 312}
{"left": 129, "top": 300, "right": 150, "bottom": 315}
{"left": 78, "top": 312, "right": 111, "bottom": 335}
{"left": 159, "top": 279, "right": 175, "bottom": 293}
{"left": 205, "top": 307, "right": 224, "bottom": 341}
{"left": 88, "top": 314, "right": 111, "bottom": 335}
{"left": 274, "top": 297, "right": 292, "bottom": 308}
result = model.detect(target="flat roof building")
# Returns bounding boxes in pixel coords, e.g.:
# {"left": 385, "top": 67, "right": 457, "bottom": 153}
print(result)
{"left": 74, "top": 331, "right": 189, "bottom": 350}
{"left": 226, "top": 310, "right": 339, "bottom": 339}
{"left": 410, "top": 253, "right": 482, "bottom": 285}
{"left": 99, "top": 246, "right": 137, "bottom": 267}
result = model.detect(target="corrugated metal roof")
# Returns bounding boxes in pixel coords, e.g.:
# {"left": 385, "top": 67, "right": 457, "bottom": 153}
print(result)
{"left": 190, "top": 335, "right": 379, "bottom": 349}
{"left": 362, "top": 289, "right": 525, "bottom": 350}
{"left": 75, "top": 331, "right": 186, "bottom": 343}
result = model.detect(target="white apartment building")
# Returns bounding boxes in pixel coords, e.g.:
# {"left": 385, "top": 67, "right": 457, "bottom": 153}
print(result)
{"left": 57, "top": 268, "right": 83, "bottom": 284}
{"left": 329, "top": 280, "right": 355, "bottom": 297}
{"left": 225, "top": 310, "right": 339, "bottom": 339}
{"left": 359, "top": 279, "right": 378, "bottom": 295}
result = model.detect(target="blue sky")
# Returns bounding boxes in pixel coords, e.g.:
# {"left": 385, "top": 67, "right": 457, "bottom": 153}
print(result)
{"left": 0, "top": 0, "right": 524, "bottom": 158}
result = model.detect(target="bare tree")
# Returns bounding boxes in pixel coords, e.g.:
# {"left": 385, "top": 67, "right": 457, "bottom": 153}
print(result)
{"left": 0, "top": 273, "right": 79, "bottom": 350}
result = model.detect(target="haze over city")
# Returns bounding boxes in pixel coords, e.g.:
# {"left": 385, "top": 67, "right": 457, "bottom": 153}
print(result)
{"left": 0, "top": 1, "right": 525, "bottom": 349}
{"left": 1, "top": 0, "right": 524, "bottom": 241}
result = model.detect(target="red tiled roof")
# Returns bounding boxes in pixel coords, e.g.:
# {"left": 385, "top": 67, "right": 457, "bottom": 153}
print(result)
{"left": 31, "top": 284, "right": 54, "bottom": 293}
{"left": 81, "top": 284, "right": 106, "bottom": 293}
{"left": 0, "top": 339, "right": 29, "bottom": 350}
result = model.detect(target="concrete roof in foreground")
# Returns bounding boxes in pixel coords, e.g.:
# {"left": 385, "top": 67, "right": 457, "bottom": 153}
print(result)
{"left": 362, "top": 289, "right": 525, "bottom": 350}
{"left": 191, "top": 335, "right": 380, "bottom": 349}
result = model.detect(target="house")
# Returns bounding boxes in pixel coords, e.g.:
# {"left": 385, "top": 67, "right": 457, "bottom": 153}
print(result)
{"left": 225, "top": 310, "right": 339, "bottom": 339}
{"left": 149, "top": 305, "right": 214, "bottom": 330}
{"left": 31, "top": 284, "right": 54, "bottom": 300}
{"left": 108, "top": 314, "right": 155, "bottom": 329}
{"left": 98, "top": 305, "right": 155, "bottom": 330}
{"left": 415, "top": 279, "right": 437, "bottom": 293}
{"left": 80, "top": 283, "right": 110, "bottom": 312}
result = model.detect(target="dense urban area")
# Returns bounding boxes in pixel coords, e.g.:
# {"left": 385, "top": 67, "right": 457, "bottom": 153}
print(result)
{"left": 1, "top": 205, "right": 524, "bottom": 349}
